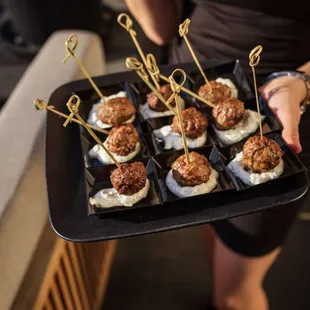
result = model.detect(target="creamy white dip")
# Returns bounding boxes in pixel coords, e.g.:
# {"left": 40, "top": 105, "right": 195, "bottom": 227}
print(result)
{"left": 89, "top": 139, "right": 141, "bottom": 165}
{"left": 165, "top": 168, "right": 219, "bottom": 198}
{"left": 139, "top": 97, "right": 185, "bottom": 120}
{"left": 227, "top": 151, "right": 284, "bottom": 185}
{"left": 215, "top": 78, "right": 238, "bottom": 98}
{"left": 213, "top": 110, "right": 262, "bottom": 145}
{"left": 153, "top": 125, "right": 207, "bottom": 150}
{"left": 89, "top": 179, "right": 150, "bottom": 208}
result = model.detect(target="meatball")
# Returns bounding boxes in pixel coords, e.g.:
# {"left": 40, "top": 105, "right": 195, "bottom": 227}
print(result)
{"left": 172, "top": 107, "right": 208, "bottom": 139}
{"left": 107, "top": 124, "right": 139, "bottom": 156}
{"left": 243, "top": 136, "right": 283, "bottom": 173}
{"left": 98, "top": 97, "right": 136, "bottom": 126}
{"left": 146, "top": 84, "right": 176, "bottom": 112}
{"left": 198, "top": 80, "right": 232, "bottom": 105}
{"left": 172, "top": 152, "right": 211, "bottom": 186}
{"left": 212, "top": 98, "right": 245, "bottom": 130}
{"left": 110, "top": 162, "right": 147, "bottom": 195}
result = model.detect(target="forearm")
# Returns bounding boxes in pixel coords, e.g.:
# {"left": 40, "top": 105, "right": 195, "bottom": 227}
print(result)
{"left": 125, "top": 0, "right": 182, "bottom": 45}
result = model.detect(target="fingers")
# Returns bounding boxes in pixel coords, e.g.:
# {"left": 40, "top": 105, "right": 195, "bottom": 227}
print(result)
{"left": 268, "top": 92, "right": 302, "bottom": 153}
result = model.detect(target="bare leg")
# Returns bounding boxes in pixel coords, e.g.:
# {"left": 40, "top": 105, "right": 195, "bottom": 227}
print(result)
{"left": 213, "top": 234, "right": 280, "bottom": 310}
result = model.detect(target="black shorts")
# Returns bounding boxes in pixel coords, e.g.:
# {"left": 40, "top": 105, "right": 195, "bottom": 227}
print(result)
{"left": 211, "top": 109, "right": 310, "bottom": 257}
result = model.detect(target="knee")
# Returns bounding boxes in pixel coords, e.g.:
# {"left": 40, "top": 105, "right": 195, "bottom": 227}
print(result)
{"left": 214, "top": 294, "right": 243, "bottom": 310}
{"left": 214, "top": 287, "right": 267, "bottom": 310}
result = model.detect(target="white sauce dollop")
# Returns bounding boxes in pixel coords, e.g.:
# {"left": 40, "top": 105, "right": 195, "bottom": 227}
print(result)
{"left": 227, "top": 151, "right": 284, "bottom": 185}
{"left": 89, "top": 139, "right": 141, "bottom": 165}
{"left": 216, "top": 78, "right": 238, "bottom": 98}
{"left": 89, "top": 179, "right": 150, "bottom": 208}
{"left": 165, "top": 168, "right": 219, "bottom": 198}
{"left": 153, "top": 125, "right": 207, "bottom": 150}
{"left": 139, "top": 97, "right": 185, "bottom": 120}
{"left": 87, "top": 91, "right": 135, "bottom": 129}
{"left": 213, "top": 110, "right": 263, "bottom": 145}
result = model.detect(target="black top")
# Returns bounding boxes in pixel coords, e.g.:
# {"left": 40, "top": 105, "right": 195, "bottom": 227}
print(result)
{"left": 199, "top": 0, "right": 310, "bottom": 20}
{"left": 171, "top": 0, "right": 310, "bottom": 82}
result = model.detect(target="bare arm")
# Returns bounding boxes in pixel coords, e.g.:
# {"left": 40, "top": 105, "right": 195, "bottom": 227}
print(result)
{"left": 125, "top": 0, "right": 182, "bottom": 45}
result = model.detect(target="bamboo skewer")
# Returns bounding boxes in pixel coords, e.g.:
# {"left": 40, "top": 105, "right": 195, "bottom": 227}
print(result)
{"left": 160, "top": 74, "right": 215, "bottom": 108}
{"left": 63, "top": 95, "right": 120, "bottom": 167}
{"left": 34, "top": 99, "right": 110, "bottom": 135}
{"left": 179, "top": 19, "right": 212, "bottom": 91}
{"left": 168, "top": 69, "right": 190, "bottom": 164}
{"left": 145, "top": 53, "right": 215, "bottom": 108}
{"left": 125, "top": 57, "right": 176, "bottom": 115}
{"left": 117, "top": 13, "right": 160, "bottom": 90}
{"left": 62, "top": 34, "right": 106, "bottom": 102}
{"left": 249, "top": 45, "right": 263, "bottom": 138}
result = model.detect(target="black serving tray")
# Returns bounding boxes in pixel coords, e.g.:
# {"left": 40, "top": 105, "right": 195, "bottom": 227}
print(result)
{"left": 86, "top": 158, "right": 162, "bottom": 215}
{"left": 146, "top": 114, "right": 216, "bottom": 154}
{"left": 152, "top": 145, "right": 234, "bottom": 203}
{"left": 45, "top": 60, "right": 309, "bottom": 242}
{"left": 219, "top": 132, "right": 307, "bottom": 191}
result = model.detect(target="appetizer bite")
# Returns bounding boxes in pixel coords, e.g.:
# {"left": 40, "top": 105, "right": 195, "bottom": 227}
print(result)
{"left": 89, "top": 123, "right": 141, "bottom": 165}
{"left": 227, "top": 136, "right": 284, "bottom": 185}
{"left": 211, "top": 97, "right": 262, "bottom": 145}
{"left": 87, "top": 91, "right": 136, "bottom": 129}
{"left": 153, "top": 107, "right": 208, "bottom": 150}
{"left": 166, "top": 152, "right": 219, "bottom": 198}
{"left": 198, "top": 78, "right": 238, "bottom": 105}
{"left": 90, "top": 161, "right": 150, "bottom": 208}
{"left": 139, "top": 84, "right": 185, "bottom": 119}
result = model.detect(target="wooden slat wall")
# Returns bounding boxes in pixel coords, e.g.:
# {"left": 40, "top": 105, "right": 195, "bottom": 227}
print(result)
{"left": 34, "top": 239, "right": 117, "bottom": 310}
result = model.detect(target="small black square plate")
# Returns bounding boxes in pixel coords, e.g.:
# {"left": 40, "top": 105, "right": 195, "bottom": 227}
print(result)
{"left": 74, "top": 82, "right": 137, "bottom": 141}
{"left": 152, "top": 145, "right": 235, "bottom": 203}
{"left": 219, "top": 132, "right": 307, "bottom": 191}
{"left": 208, "top": 98, "right": 282, "bottom": 147}
{"left": 145, "top": 115, "right": 217, "bottom": 154}
{"left": 86, "top": 158, "right": 162, "bottom": 215}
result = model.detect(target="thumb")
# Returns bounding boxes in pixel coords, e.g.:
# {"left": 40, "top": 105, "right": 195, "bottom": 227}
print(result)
{"left": 282, "top": 126, "right": 302, "bottom": 154}
{"left": 266, "top": 90, "right": 302, "bottom": 154}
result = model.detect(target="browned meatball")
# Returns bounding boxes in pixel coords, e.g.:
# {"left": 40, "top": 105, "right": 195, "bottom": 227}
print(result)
{"left": 98, "top": 97, "right": 136, "bottom": 126}
{"left": 172, "top": 152, "right": 211, "bottom": 186}
{"left": 243, "top": 136, "right": 283, "bottom": 173}
{"left": 107, "top": 124, "right": 139, "bottom": 156}
{"left": 212, "top": 98, "right": 245, "bottom": 130}
{"left": 146, "top": 84, "right": 176, "bottom": 112}
{"left": 171, "top": 107, "right": 208, "bottom": 139}
{"left": 198, "top": 80, "right": 232, "bottom": 105}
{"left": 110, "top": 162, "right": 146, "bottom": 195}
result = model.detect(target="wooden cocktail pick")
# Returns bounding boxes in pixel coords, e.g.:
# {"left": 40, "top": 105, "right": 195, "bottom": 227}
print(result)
{"left": 249, "top": 45, "right": 263, "bottom": 138}
{"left": 63, "top": 95, "right": 120, "bottom": 167}
{"left": 34, "top": 99, "right": 109, "bottom": 134}
{"left": 146, "top": 53, "right": 215, "bottom": 108}
{"left": 62, "top": 34, "right": 106, "bottom": 102}
{"left": 179, "top": 19, "right": 212, "bottom": 92}
{"left": 117, "top": 13, "right": 160, "bottom": 90}
{"left": 125, "top": 57, "right": 176, "bottom": 115}
{"left": 168, "top": 69, "right": 190, "bottom": 164}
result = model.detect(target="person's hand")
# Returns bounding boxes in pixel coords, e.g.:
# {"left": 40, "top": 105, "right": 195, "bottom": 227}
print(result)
{"left": 260, "top": 76, "right": 307, "bottom": 154}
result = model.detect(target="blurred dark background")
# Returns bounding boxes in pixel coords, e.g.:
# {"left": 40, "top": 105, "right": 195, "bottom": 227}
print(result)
{"left": 0, "top": 0, "right": 163, "bottom": 109}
